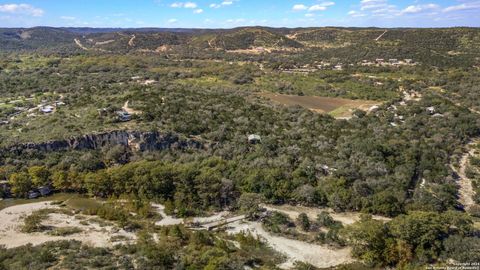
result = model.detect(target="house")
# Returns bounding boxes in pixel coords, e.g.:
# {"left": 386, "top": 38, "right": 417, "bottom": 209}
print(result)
{"left": 40, "top": 105, "right": 54, "bottom": 113}
{"left": 248, "top": 134, "right": 261, "bottom": 144}
{"left": 38, "top": 186, "right": 52, "bottom": 197}
{"left": 426, "top": 106, "right": 436, "bottom": 114}
{"left": 117, "top": 111, "right": 132, "bottom": 122}
{"left": 375, "top": 58, "right": 384, "bottom": 64}
{"left": 389, "top": 59, "right": 399, "bottom": 64}
{"left": 404, "top": 59, "right": 413, "bottom": 64}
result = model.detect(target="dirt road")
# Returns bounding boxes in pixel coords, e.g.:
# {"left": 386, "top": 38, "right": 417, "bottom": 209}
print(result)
{"left": 226, "top": 220, "right": 354, "bottom": 269}
{"left": 451, "top": 143, "right": 477, "bottom": 210}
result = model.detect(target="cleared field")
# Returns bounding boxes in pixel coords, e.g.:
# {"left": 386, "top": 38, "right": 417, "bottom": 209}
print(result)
{"left": 259, "top": 92, "right": 380, "bottom": 118}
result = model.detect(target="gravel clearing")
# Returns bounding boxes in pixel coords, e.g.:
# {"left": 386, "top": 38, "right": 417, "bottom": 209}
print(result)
{"left": 226, "top": 220, "right": 354, "bottom": 269}
{"left": 0, "top": 201, "right": 135, "bottom": 248}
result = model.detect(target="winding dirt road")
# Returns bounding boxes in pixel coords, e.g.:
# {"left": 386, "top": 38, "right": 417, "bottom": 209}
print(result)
{"left": 451, "top": 142, "right": 477, "bottom": 210}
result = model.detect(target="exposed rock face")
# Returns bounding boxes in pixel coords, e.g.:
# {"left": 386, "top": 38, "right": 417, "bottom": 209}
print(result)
{"left": 5, "top": 130, "right": 204, "bottom": 154}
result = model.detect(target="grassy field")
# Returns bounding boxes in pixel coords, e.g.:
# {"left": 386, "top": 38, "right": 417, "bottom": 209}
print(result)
{"left": 259, "top": 92, "right": 380, "bottom": 118}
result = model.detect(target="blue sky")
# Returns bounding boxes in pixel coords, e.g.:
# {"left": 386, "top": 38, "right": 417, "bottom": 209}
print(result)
{"left": 0, "top": 0, "right": 479, "bottom": 28}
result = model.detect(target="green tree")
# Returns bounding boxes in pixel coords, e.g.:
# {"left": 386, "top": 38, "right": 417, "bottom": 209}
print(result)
{"left": 28, "top": 166, "right": 51, "bottom": 187}
{"left": 52, "top": 170, "right": 70, "bottom": 191}
{"left": 342, "top": 216, "right": 388, "bottom": 265}
{"left": 297, "top": 213, "right": 310, "bottom": 231}
{"left": 9, "top": 172, "right": 32, "bottom": 198}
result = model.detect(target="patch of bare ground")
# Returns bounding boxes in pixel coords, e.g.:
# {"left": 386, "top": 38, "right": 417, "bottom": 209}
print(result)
{"left": 262, "top": 204, "right": 391, "bottom": 225}
{"left": 122, "top": 101, "right": 143, "bottom": 115}
{"left": 0, "top": 201, "right": 136, "bottom": 248}
{"left": 95, "top": 40, "right": 115, "bottom": 46}
{"left": 259, "top": 92, "right": 380, "bottom": 118}
{"left": 226, "top": 220, "right": 354, "bottom": 269}
{"left": 227, "top": 47, "right": 302, "bottom": 55}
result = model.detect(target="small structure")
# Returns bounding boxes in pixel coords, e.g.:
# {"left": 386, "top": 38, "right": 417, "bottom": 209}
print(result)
{"left": 38, "top": 186, "right": 52, "bottom": 197}
{"left": 40, "top": 105, "right": 54, "bottom": 114}
{"left": 28, "top": 190, "right": 40, "bottom": 199}
{"left": 389, "top": 59, "right": 399, "bottom": 64}
{"left": 375, "top": 58, "right": 384, "bottom": 64}
{"left": 248, "top": 134, "right": 261, "bottom": 144}
{"left": 426, "top": 106, "right": 436, "bottom": 114}
{"left": 333, "top": 65, "right": 343, "bottom": 71}
{"left": 368, "top": 105, "right": 380, "bottom": 113}
{"left": 117, "top": 111, "right": 132, "bottom": 122}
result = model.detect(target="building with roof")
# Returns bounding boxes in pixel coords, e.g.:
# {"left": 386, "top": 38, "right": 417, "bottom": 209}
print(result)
{"left": 248, "top": 134, "right": 261, "bottom": 144}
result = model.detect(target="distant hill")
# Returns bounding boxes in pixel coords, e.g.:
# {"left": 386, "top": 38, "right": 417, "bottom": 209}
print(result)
{"left": 0, "top": 27, "right": 77, "bottom": 51}
{"left": 193, "top": 27, "right": 303, "bottom": 50}
{"left": 1, "top": 26, "right": 479, "bottom": 67}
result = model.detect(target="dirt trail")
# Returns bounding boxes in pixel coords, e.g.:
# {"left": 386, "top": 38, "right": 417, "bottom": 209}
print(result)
{"left": 152, "top": 203, "right": 184, "bottom": 226}
{"left": 122, "top": 101, "right": 142, "bottom": 115}
{"left": 375, "top": 30, "right": 388, "bottom": 41}
{"left": 451, "top": 142, "right": 477, "bottom": 210}
{"left": 74, "top": 38, "right": 89, "bottom": 51}
{"left": 128, "top": 35, "right": 136, "bottom": 47}
{"left": 226, "top": 220, "right": 354, "bottom": 269}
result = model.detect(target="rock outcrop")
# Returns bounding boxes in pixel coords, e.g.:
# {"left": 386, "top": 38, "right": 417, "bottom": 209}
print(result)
{"left": 4, "top": 130, "right": 205, "bottom": 154}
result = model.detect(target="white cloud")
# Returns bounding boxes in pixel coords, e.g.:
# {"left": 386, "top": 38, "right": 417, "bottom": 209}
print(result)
{"left": 184, "top": 2, "right": 197, "bottom": 8}
{"left": 348, "top": 10, "right": 366, "bottom": 17}
{"left": 168, "top": 18, "right": 178, "bottom": 23}
{"left": 294, "top": 2, "right": 334, "bottom": 12}
{"left": 305, "top": 13, "right": 315, "bottom": 17}
{"left": 401, "top": 3, "right": 439, "bottom": 14}
{"left": 170, "top": 2, "right": 197, "bottom": 8}
{"left": 170, "top": 2, "right": 183, "bottom": 8}
{"left": 443, "top": 1, "right": 480, "bottom": 12}
{"left": 360, "top": 0, "right": 388, "bottom": 10}
{"left": 193, "top": 8, "right": 203, "bottom": 13}
{"left": 210, "top": 0, "right": 234, "bottom": 8}
{"left": 60, "top": 16, "right": 76, "bottom": 20}
{"left": 0, "top": 3, "right": 44, "bottom": 17}
{"left": 293, "top": 4, "right": 308, "bottom": 11}
{"left": 309, "top": 5, "right": 327, "bottom": 11}
{"left": 319, "top": 1, "right": 335, "bottom": 7}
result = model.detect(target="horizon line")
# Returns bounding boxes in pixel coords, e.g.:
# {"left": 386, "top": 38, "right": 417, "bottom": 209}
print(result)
{"left": 1, "top": 25, "right": 480, "bottom": 30}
